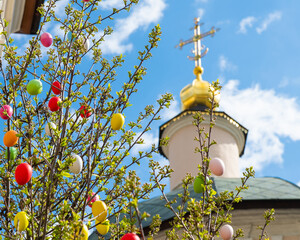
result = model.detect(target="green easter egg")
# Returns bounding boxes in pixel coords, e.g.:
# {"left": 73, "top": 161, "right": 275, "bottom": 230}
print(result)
{"left": 5, "top": 147, "right": 17, "bottom": 160}
{"left": 193, "top": 176, "right": 208, "bottom": 193}
{"left": 27, "top": 79, "right": 43, "bottom": 95}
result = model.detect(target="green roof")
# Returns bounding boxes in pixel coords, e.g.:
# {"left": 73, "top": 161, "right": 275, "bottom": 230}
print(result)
{"left": 89, "top": 177, "right": 300, "bottom": 239}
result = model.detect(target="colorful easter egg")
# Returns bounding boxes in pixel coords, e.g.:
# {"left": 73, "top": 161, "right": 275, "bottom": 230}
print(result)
{"left": 27, "top": 79, "right": 43, "bottom": 95}
{"left": 48, "top": 97, "right": 61, "bottom": 112}
{"left": 14, "top": 211, "right": 29, "bottom": 232}
{"left": 121, "top": 233, "right": 140, "bottom": 240}
{"left": 3, "top": 130, "right": 19, "bottom": 147}
{"left": 92, "top": 200, "right": 107, "bottom": 222}
{"left": 0, "top": 105, "right": 13, "bottom": 119}
{"left": 84, "top": 38, "right": 90, "bottom": 51}
{"left": 69, "top": 153, "right": 83, "bottom": 174}
{"left": 51, "top": 81, "right": 61, "bottom": 95}
{"left": 220, "top": 224, "right": 234, "bottom": 240}
{"left": 15, "top": 163, "right": 32, "bottom": 185}
{"left": 96, "top": 219, "right": 109, "bottom": 235}
{"left": 40, "top": 32, "right": 53, "bottom": 47}
{"left": 87, "top": 192, "right": 100, "bottom": 207}
{"left": 78, "top": 224, "right": 89, "bottom": 240}
{"left": 5, "top": 147, "right": 17, "bottom": 160}
{"left": 67, "top": 31, "right": 73, "bottom": 41}
{"left": 111, "top": 113, "right": 125, "bottom": 130}
{"left": 45, "top": 122, "right": 56, "bottom": 136}
{"left": 209, "top": 157, "right": 225, "bottom": 176}
{"left": 193, "top": 176, "right": 209, "bottom": 194}
{"left": 80, "top": 105, "right": 92, "bottom": 118}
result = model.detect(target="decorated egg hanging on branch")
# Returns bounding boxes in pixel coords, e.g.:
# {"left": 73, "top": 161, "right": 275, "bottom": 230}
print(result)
{"left": 92, "top": 200, "right": 108, "bottom": 222}
{"left": 27, "top": 79, "right": 43, "bottom": 95}
{"left": 15, "top": 163, "right": 32, "bottom": 185}
{"left": 87, "top": 192, "right": 100, "bottom": 207}
{"left": 80, "top": 105, "right": 92, "bottom": 118}
{"left": 75, "top": 224, "right": 89, "bottom": 240}
{"left": 45, "top": 122, "right": 57, "bottom": 136}
{"left": 69, "top": 153, "right": 83, "bottom": 174}
{"left": 120, "top": 233, "right": 141, "bottom": 240}
{"left": 40, "top": 32, "right": 53, "bottom": 47}
{"left": 51, "top": 81, "right": 61, "bottom": 95}
{"left": 48, "top": 97, "right": 61, "bottom": 112}
{"left": 0, "top": 105, "right": 13, "bottom": 119}
{"left": 96, "top": 219, "right": 110, "bottom": 235}
{"left": 111, "top": 113, "right": 125, "bottom": 130}
{"left": 193, "top": 176, "right": 209, "bottom": 194}
{"left": 209, "top": 157, "right": 225, "bottom": 176}
{"left": 219, "top": 224, "right": 234, "bottom": 240}
{"left": 14, "top": 211, "right": 29, "bottom": 232}
{"left": 5, "top": 147, "right": 17, "bottom": 160}
{"left": 3, "top": 130, "right": 19, "bottom": 147}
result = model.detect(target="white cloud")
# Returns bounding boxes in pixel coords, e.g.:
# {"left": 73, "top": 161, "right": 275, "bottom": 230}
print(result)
{"left": 219, "top": 55, "right": 237, "bottom": 72}
{"left": 195, "top": 0, "right": 209, "bottom": 3}
{"left": 221, "top": 80, "right": 300, "bottom": 172}
{"left": 278, "top": 77, "right": 289, "bottom": 88}
{"left": 197, "top": 8, "right": 205, "bottom": 19}
{"left": 53, "top": 0, "right": 69, "bottom": 17}
{"left": 160, "top": 97, "right": 180, "bottom": 121}
{"left": 99, "top": 0, "right": 166, "bottom": 54}
{"left": 99, "top": 0, "right": 124, "bottom": 9}
{"left": 131, "top": 132, "right": 158, "bottom": 156}
{"left": 238, "top": 16, "right": 256, "bottom": 34}
{"left": 297, "top": 181, "right": 300, "bottom": 187}
{"left": 256, "top": 11, "right": 282, "bottom": 34}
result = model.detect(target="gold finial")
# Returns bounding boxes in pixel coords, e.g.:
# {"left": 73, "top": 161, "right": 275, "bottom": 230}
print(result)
{"left": 175, "top": 18, "right": 219, "bottom": 79}
{"left": 176, "top": 18, "right": 220, "bottom": 110}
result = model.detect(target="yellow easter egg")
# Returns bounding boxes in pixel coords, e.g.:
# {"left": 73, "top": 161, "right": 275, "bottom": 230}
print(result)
{"left": 110, "top": 113, "right": 125, "bottom": 130}
{"left": 14, "top": 211, "right": 29, "bottom": 232}
{"left": 79, "top": 224, "right": 89, "bottom": 240}
{"left": 92, "top": 200, "right": 107, "bottom": 222}
{"left": 96, "top": 219, "right": 110, "bottom": 235}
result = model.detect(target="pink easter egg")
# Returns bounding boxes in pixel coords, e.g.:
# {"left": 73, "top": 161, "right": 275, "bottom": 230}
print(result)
{"left": 87, "top": 192, "right": 100, "bottom": 207}
{"left": 0, "top": 105, "right": 13, "bottom": 119}
{"left": 40, "top": 32, "right": 53, "bottom": 47}
{"left": 209, "top": 157, "right": 225, "bottom": 176}
{"left": 219, "top": 224, "right": 233, "bottom": 240}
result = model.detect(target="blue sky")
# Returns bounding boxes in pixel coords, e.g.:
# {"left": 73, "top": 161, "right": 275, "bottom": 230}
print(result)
{"left": 10, "top": 0, "right": 300, "bottom": 193}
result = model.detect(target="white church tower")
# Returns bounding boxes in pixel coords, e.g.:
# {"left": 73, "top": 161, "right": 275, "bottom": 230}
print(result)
{"left": 158, "top": 18, "right": 248, "bottom": 191}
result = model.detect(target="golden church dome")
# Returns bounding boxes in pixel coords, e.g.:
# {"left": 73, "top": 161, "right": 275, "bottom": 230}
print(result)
{"left": 180, "top": 66, "right": 220, "bottom": 110}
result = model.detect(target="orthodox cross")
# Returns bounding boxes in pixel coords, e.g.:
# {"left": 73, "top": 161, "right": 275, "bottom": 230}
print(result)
{"left": 176, "top": 18, "right": 219, "bottom": 67}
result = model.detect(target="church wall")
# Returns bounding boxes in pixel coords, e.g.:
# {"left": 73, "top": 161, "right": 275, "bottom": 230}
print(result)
{"left": 168, "top": 123, "right": 240, "bottom": 190}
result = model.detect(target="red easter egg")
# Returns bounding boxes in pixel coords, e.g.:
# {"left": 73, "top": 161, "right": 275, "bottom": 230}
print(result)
{"left": 40, "top": 32, "right": 53, "bottom": 47}
{"left": 121, "top": 233, "right": 140, "bottom": 240}
{"left": 51, "top": 81, "right": 61, "bottom": 95}
{"left": 15, "top": 163, "right": 32, "bottom": 185}
{"left": 83, "top": 0, "right": 90, "bottom": 2}
{"left": 80, "top": 105, "right": 92, "bottom": 118}
{"left": 87, "top": 192, "right": 100, "bottom": 207}
{"left": 0, "top": 105, "right": 13, "bottom": 119}
{"left": 48, "top": 97, "right": 61, "bottom": 112}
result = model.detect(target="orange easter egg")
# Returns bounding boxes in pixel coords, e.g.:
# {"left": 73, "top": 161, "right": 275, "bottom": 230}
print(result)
{"left": 4, "top": 130, "right": 19, "bottom": 147}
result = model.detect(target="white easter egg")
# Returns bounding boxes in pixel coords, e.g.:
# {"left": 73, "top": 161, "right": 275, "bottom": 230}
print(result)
{"left": 220, "top": 224, "right": 233, "bottom": 240}
{"left": 45, "top": 122, "right": 56, "bottom": 136}
{"left": 69, "top": 153, "right": 83, "bottom": 174}
{"left": 209, "top": 157, "right": 225, "bottom": 176}
{"left": 84, "top": 39, "right": 90, "bottom": 51}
